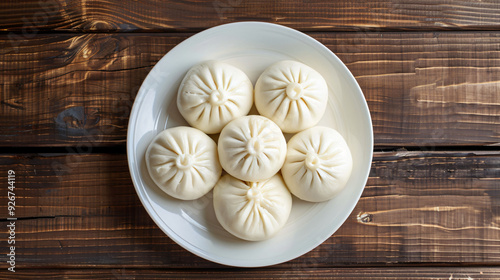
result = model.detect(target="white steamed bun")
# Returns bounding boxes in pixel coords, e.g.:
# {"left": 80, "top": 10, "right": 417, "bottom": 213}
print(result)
{"left": 177, "top": 61, "right": 253, "bottom": 134}
{"left": 145, "top": 126, "right": 222, "bottom": 200}
{"left": 281, "top": 126, "right": 352, "bottom": 202}
{"left": 218, "top": 115, "right": 287, "bottom": 182}
{"left": 254, "top": 60, "right": 328, "bottom": 133}
{"left": 213, "top": 174, "right": 292, "bottom": 241}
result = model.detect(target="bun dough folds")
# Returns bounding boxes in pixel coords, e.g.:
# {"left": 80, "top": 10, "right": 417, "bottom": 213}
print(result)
{"left": 218, "top": 115, "right": 287, "bottom": 182}
{"left": 255, "top": 60, "right": 328, "bottom": 133}
{"left": 213, "top": 174, "right": 292, "bottom": 241}
{"left": 145, "top": 126, "right": 222, "bottom": 200}
{"left": 177, "top": 61, "right": 253, "bottom": 134}
{"left": 281, "top": 126, "right": 352, "bottom": 202}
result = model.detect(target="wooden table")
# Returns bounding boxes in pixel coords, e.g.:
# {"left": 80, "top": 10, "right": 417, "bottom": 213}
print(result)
{"left": 1, "top": 1, "right": 500, "bottom": 279}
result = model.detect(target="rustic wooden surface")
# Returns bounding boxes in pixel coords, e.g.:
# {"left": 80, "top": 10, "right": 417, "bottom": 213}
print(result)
{"left": 1, "top": 0, "right": 500, "bottom": 278}
{"left": 1, "top": 152, "right": 499, "bottom": 271}
{"left": 1, "top": 32, "right": 499, "bottom": 147}
{"left": 1, "top": 0, "right": 500, "bottom": 32}
{"left": 6, "top": 267, "right": 500, "bottom": 279}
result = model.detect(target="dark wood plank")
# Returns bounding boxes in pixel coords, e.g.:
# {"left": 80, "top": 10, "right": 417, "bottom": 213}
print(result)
{"left": 1, "top": 151, "right": 499, "bottom": 268}
{"left": 0, "top": 34, "right": 180, "bottom": 146}
{"left": 320, "top": 32, "right": 500, "bottom": 147}
{"left": 1, "top": 0, "right": 500, "bottom": 32}
{"left": 1, "top": 32, "right": 500, "bottom": 147}
{"left": 4, "top": 267, "right": 500, "bottom": 279}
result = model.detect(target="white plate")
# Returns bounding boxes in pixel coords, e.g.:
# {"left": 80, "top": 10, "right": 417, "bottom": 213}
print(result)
{"left": 127, "top": 22, "right": 373, "bottom": 267}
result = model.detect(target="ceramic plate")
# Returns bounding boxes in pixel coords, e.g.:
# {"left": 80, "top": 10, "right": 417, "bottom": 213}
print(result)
{"left": 127, "top": 22, "right": 373, "bottom": 267}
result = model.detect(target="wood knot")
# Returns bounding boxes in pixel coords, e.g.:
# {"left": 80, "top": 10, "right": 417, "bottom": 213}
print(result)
{"left": 357, "top": 212, "right": 373, "bottom": 224}
{"left": 82, "top": 20, "right": 119, "bottom": 31}
{"left": 54, "top": 106, "right": 100, "bottom": 136}
{"left": 65, "top": 34, "right": 120, "bottom": 64}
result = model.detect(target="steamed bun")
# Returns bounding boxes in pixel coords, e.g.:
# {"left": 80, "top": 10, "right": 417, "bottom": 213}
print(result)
{"left": 177, "top": 61, "right": 253, "bottom": 134}
{"left": 218, "top": 115, "right": 287, "bottom": 182}
{"left": 281, "top": 126, "right": 352, "bottom": 202}
{"left": 254, "top": 60, "right": 328, "bottom": 133}
{"left": 145, "top": 126, "right": 222, "bottom": 200}
{"left": 213, "top": 174, "right": 292, "bottom": 241}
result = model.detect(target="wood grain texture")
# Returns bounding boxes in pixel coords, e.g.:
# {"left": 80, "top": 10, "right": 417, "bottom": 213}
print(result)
{"left": 1, "top": 0, "right": 500, "bottom": 32}
{"left": 1, "top": 151, "right": 499, "bottom": 268}
{"left": 0, "top": 34, "right": 178, "bottom": 146}
{"left": 1, "top": 32, "right": 500, "bottom": 147}
{"left": 4, "top": 267, "right": 500, "bottom": 279}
